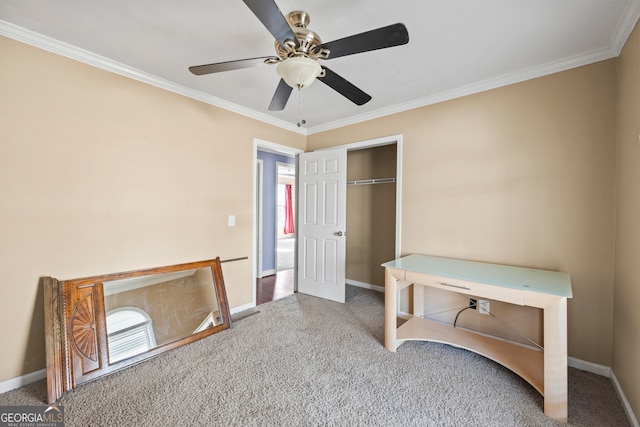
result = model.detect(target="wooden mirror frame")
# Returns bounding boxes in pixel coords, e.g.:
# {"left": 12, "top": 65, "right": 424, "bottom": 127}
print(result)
{"left": 43, "top": 257, "right": 232, "bottom": 404}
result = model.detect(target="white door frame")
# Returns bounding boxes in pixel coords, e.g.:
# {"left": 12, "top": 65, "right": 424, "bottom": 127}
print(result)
{"left": 255, "top": 159, "right": 264, "bottom": 278}
{"left": 253, "top": 139, "right": 303, "bottom": 305}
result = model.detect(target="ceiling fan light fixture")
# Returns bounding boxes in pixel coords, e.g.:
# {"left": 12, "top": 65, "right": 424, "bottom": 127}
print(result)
{"left": 276, "top": 56, "right": 321, "bottom": 89}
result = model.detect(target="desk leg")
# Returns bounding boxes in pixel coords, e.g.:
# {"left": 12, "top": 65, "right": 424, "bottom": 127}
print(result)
{"left": 413, "top": 284, "right": 424, "bottom": 317}
{"left": 384, "top": 268, "right": 398, "bottom": 352}
{"left": 543, "top": 297, "right": 568, "bottom": 422}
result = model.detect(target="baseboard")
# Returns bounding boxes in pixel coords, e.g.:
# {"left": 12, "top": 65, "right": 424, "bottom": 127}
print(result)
{"left": 559, "top": 358, "right": 638, "bottom": 425}
{"left": 0, "top": 368, "right": 46, "bottom": 394}
{"left": 260, "top": 269, "right": 276, "bottom": 278}
{"left": 346, "top": 279, "right": 385, "bottom": 293}
{"left": 611, "top": 370, "right": 640, "bottom": 427}
{"left": 568, "top": 356, "right": 612, "bottom": 377}
{"left": 231, "top": 301, "right": 256, "bottom": 315}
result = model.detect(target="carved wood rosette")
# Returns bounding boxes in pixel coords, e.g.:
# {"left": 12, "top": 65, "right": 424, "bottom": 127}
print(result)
{"left": 44, "top": 278, "right": 107, "bottom": 404}
{"left": 68, "top": 284, "right": 105, "bottom": 384}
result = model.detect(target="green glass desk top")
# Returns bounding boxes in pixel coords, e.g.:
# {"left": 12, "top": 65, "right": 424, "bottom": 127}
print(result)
{"left": 382, "top": 254, "right": 572, "bottom": 298}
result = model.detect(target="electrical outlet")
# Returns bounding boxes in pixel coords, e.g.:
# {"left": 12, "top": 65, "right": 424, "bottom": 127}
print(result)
{"left": 469, "top": 299, "right": 477, "bottom": 309}
{"left": 478, "top": 299, "right": 490, "bottom": 315}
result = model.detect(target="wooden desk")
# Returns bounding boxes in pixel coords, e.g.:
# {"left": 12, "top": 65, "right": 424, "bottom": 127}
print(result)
{"left": 382, "top": 254, "right": 572, "bottom": 422}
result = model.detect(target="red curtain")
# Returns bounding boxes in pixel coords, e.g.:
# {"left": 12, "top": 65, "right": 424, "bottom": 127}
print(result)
{"left": 284, "top": 184, "right": 294, "bottom": 234}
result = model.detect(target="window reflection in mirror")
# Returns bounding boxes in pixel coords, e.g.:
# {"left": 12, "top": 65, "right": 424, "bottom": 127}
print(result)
{"left": 103, "top": 267, "right": 220, "bottom": 364}
{"left": 106, "top": 308, "right": 156, "bottom": 363}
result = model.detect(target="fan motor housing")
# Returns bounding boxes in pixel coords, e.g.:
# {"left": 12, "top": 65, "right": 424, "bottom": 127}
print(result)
{"left": 274, "top": 11, "right": 328, "bottom": 60}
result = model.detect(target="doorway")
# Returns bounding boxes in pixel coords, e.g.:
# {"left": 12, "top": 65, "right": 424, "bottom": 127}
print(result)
{"left": 253, "top": 139, "right": 302, "bottom": 305}
{"left": 345, "top": 143, "right": 398, "bottom": 291}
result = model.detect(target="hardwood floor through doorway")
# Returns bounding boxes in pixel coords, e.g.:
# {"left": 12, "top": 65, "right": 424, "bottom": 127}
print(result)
{"left": 256, "top": 269, "right": 294, "bottom": 305}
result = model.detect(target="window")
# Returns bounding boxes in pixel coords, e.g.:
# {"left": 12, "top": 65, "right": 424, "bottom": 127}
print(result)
{"left": 106, "top": 308, "right": 157, "bottom": 363}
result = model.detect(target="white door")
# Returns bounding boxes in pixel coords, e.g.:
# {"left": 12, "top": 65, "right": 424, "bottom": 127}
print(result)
{"left": 296, "top": 148, "right": 347, "bottom": 303}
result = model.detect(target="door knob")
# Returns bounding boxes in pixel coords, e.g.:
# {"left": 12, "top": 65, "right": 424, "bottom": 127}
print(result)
{"left": 334, "top": 231, "right": 346, "bottom": 236}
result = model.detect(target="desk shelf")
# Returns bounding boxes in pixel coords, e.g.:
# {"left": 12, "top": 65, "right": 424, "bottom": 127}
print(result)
{"left": 397, "top": 316, "right": 544, "bottom": 395}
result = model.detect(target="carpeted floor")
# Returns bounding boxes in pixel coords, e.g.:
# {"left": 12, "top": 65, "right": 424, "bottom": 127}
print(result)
{"left": 0, "top": 286, "right": 631, "bottom": 426}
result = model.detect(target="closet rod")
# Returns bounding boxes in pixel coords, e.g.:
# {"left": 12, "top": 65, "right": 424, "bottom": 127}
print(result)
{"left": 347, "top": 178, "right": 397, "bottom": 186}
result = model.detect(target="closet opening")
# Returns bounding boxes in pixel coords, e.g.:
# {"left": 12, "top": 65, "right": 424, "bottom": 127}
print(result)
{"left": 345, "top": 143, "right": 398, "bottom": 292}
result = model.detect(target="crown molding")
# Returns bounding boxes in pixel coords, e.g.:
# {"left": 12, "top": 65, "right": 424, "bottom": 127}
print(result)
{"left": 3, "top": 3, "right": 639, "bottom": 138}
{"left": 306, "top": 2, "right": 640, "bottom": 134}
{"left": 306, "top": 41, "right": 632, "bottom": 134}
{"left": 612, "top": 0, "right": 640, "bottom": 56}
{"left": 0, "top": 20, "right": 306, "bottom": 135}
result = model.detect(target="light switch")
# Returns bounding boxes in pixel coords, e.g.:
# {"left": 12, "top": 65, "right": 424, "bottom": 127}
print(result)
{"left": 228, "top": 215, "right": 235, "bottom": 227}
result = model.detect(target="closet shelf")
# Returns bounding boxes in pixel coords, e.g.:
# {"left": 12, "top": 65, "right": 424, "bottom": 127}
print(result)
{"left": 347, "top": 177, "right": 397, "bottom": 186}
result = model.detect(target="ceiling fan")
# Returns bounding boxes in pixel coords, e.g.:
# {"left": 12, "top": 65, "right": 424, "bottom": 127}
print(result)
{"left": 189, "top": 0, "right": 409, "bottom": 112}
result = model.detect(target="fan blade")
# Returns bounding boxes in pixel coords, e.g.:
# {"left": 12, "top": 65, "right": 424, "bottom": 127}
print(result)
{"left": 316, "top": 23, "right": 409, "bottom": 60}
{"left": 318, "top": 67, "right": 372, "bottom": 106}
{"left": 268, "top": 79, "right": 293, "bottom": 111}
{"left": 242, "top": 0, "right": 299, "bottom": 48}
{"left": 189, "top": 57, "right": 272, "bottom": 75}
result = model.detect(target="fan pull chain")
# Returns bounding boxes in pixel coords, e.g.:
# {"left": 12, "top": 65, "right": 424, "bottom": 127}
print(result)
{"left": 296, "top": 88, "right": 306, "bottom": 128}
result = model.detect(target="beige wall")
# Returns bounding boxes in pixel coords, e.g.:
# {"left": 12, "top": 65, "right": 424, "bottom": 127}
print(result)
{"left": 614, "top": 22, "right": 640, "bottom": 420}
{"left": 0, "top": 27, "right": 631, "bottom": 397}
{"left": 309, "top": 60, "right": 618, "bottom": 365}
{"left": 0, "top": 36, "right": 304, "bottom": 381}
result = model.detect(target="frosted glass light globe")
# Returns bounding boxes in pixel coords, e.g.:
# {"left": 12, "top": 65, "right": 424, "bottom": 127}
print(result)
{"left": 276, "top": 56, "right": 322, "bottom": 89}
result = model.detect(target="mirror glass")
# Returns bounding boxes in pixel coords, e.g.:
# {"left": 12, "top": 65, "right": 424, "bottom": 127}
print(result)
{"left": 103, "top": 267, "right": 221, "bottom": 363}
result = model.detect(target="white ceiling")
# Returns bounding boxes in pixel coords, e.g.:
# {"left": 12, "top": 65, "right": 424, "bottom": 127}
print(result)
{"left": 1, "top": 0, "right": 639, "bottom": 134}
